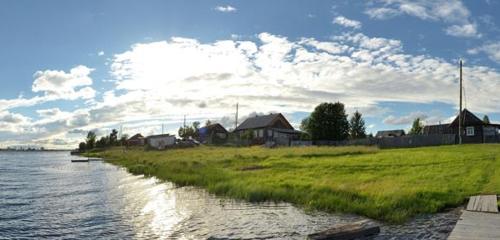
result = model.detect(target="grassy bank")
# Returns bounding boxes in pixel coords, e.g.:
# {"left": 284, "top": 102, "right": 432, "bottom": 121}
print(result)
{"left": 91, "top": 144, "right": 500, "bottom": 223}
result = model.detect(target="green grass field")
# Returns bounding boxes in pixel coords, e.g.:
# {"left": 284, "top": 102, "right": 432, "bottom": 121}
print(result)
{"left": 91, "top": 144, "right": 500, "bottom": 223}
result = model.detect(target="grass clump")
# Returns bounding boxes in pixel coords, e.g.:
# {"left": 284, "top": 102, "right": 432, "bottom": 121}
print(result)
{"left": 92, "top": 144, "right": 500, "bottom": 223}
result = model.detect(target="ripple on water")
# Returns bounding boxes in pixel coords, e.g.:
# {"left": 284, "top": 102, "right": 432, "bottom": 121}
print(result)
{"left": 0, "top": 151, "right": 461, "bottom": 239}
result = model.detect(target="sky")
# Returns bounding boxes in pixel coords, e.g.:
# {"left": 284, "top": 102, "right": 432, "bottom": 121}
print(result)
{"left": 1, "top": 0, "right": 500, "bottom": 148}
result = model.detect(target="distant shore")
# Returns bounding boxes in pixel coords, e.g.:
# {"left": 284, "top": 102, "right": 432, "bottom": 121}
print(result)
{"left": 90, "top": 144, "right": 500, "bottom": 223}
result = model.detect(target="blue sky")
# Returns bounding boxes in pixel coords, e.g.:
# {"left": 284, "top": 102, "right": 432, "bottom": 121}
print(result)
{"left": 1, "top": 0, "right": 500, "bottom": 148}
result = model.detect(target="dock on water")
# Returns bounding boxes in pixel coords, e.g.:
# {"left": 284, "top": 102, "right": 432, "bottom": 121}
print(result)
{"left": 448, "top": 195, "right": 499, "bottom": 240}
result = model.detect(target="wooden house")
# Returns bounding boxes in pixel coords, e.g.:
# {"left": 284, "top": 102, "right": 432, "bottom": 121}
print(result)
{"left": 126, "top": 133, "right": 145, "bottom": 146}
{"left": 234, "top": 113, "right": 302, "bottom": 145}
{"left": 197, "top": 123, "right": 228, "bottom": 144}
{"left": 423, "top": 109, "right": 500, "bottom": 143}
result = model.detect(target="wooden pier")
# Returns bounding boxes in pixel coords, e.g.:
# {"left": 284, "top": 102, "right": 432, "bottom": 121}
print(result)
{"left": 448, "top": 195, "right": 499, "bottom": 240}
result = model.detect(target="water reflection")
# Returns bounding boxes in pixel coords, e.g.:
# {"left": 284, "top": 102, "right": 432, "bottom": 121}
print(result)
{"left": 0, "top": 152, "right": 460, "bottom": 239}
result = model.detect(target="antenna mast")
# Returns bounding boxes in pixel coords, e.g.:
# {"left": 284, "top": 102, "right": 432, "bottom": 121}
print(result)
{"left": 458, "top": 60, "right": 463, "bottom": 145}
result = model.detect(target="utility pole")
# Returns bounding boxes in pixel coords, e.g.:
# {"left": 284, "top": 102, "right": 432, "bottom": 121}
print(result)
{"left": 458, "top": 60, "right": 463, "bottom": 145}
{"left": 235, "top": 103, "right": 239, "bottom": 130}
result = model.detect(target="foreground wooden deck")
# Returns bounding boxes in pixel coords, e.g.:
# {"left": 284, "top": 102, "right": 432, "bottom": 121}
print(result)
{"left": 448, "top": 195, "right": 499, "bottom": 240}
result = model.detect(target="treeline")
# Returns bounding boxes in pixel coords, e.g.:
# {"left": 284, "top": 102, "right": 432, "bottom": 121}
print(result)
{"left": 78, "top": 129, "right": 128, "bottom": 152}
{"left": 300, "top": 102, "right": 368, "bottom": 141}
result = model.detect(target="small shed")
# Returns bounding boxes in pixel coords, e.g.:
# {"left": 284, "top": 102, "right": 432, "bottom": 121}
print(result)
{"left": 146, "top": 134, "right": 176, "bottom": 150}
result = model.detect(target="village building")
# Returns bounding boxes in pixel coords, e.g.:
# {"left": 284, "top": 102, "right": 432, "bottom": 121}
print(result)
{"left": 233, "top": 113, "right": 302, "bottom": 146}
{"left": 375, "top": 130, "right": 405, "bottom": 138}
{"left": 423, "top": 109, "right": 500, "bottom": 143}
{"left": 126, "top": 133, "right": 145, "bottom": 146}
{"left": 197, "top": 123, "right": 228, "bottom": 144}
{"left": 146, "top": 134, "right": 176, "bottom": 150}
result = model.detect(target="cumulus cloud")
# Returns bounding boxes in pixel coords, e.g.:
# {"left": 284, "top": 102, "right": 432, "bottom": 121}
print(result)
{"left": 214, "top": 5, "right": 237, "bottom": 12}
{"left": 333, "top": 16, "right": 362, "bottom": 29}
{"left": 383, "top": 111, "right": 428, "bottom": 125}
{"left": 468, "top": 42, "right": 500, "bottom": 64}
{"left": 445, "top": 23, "right": 481, "bottom": 38}
{"left": 3, "top": 31, "right": 500, "bottom": 148}
{"left": 107, "top": 31, "right": 500, "bottom": 126}
{"left": 365, "top": 0, "right": 481, "bottom": 38}
{"left": 32, "top": 65, "right": 95, "bottom": 99}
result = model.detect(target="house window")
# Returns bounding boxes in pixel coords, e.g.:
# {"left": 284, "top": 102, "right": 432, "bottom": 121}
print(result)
{"left": 258, "top": 129, "right": 264, "bottom": 138}
{"left": 466, "top": 126, "right": 475, "bottom": 136}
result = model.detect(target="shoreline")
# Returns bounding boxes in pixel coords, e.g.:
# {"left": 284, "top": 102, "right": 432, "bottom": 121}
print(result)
{"left": 90, "top": 144, "right": 500, "bottom": 223}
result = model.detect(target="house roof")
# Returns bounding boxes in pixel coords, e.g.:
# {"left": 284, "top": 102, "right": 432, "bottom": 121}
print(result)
{"left": 199, "top": 123, "right": 228, "bottom": 134}
{"left": 234, "top": 113, "right": 293, "bottom": 131}
{"left": 128, "top": 133, "right": 144, "bottom": 140}
{"left": 146, "top": 134, "right": 175, "bottom": 139}
{"left": 449, "top": 108, "right": 484, "bottom": 127}
{"left": 375, "top": 129, "right": 405, "bottom": 138}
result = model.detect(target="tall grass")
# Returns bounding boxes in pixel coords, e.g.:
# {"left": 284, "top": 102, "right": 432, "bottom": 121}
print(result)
{"left": 92, "top": 144, "right": 500, "bottom": 223}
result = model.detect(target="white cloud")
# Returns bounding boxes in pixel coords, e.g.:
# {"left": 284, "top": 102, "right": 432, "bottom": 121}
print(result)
{"left": 333, "top": 16, "right": 362, "bottom": 29}
{"left": 445, "top": 23, "right": 481, "bottom": 38}
{"left": 32, "top": 65, "right": 96, "bottom": 99}
{"left": 365, "top": 0, "right": 481, "bottom": 38}
{"left": 98, "top": 51, "right": 105, "bottom": 56}
{"left": 365, "top": 7, "right": 401, "bottom": 19}
{"left": 468, "top": 42, "right": 500, "bottom": 63}
{"left": 383, "top": 111, "right": 428, "bottom": 125}
{"left": 214, "top": 5, "right": 237, "bottom": 12}
{"left": 4, "top": 32, "right": 500, "bottom": 148}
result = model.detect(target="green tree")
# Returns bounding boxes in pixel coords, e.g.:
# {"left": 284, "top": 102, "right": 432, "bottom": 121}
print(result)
{"left": 306, "top": 102, "right": 349, "bottom": 141}
{"left": 349, "top": 111, "right": 366, "bottom": 139}
{"left": 178, "top": 125, "right": 195, "bottom": 139}
{"left": 109, "top": 129, "right": 119, "bottom": 146}
{"left": 86, "top": 131, "right": 96, "bottom": 149}
{"left": 483, "top": 115, "right": 490, "bottom": 124}
{"left": 78, "top": 142, "right": 87, "bottom": 152}
{"left": 409, "top": 118, "right": 423, "bottom": 135}
{"left": 300, "top": 117, "right": 310, "bottom": 134}
{"left": 96, "top": 136, "right": 109, "bottom": 148}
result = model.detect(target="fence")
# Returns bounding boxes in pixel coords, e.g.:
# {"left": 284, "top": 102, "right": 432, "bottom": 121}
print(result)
{"left": 377, "top": 134, "right": 456, "bottom": 148}
{"left": 312, "top": 134, "right": 457, "bottom": 149}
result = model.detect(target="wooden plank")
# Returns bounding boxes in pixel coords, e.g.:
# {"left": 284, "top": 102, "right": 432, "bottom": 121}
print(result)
{"left": 307, "top": 220, "right": 380, "bottom": 240}
{"left": 466, "top": 195, "right": 498, "bottom": 213}
{"left": 448, "top": 210, "right": 500, "bottom": 240}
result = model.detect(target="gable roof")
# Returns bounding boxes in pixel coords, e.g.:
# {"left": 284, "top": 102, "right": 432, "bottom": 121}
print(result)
{"left": 375, "top": 129, "right": 405, "bottom": 138}
{"left": 449, "top": 108, "right": 484, "bottom": 127}
{"left": 234, "top": 113, "right": 293, "bottom": 131}
{"left": 146, "top": 134, "right": 175, "bottom": 139}
{"left": 128, "top": 133, "right": 144, "bottom": 140}
{"left": 199, "top": 123, "right": 228, "bottom": 134}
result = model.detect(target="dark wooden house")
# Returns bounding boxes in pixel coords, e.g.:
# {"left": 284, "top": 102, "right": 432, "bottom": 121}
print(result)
{"left": 423, "top": 109, "right": 500, "bottom": 143}
{"left": 234, "top": 113, "right": 302, "bottom": 145}
{"left": 197, "top": 123, "right": 228, "bottom": 144}
{"left": 126, "top": 133, "right": 145, "bottom": 146}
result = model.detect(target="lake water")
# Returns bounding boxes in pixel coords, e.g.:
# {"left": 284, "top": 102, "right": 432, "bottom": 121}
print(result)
{"left": 0, "top": 151, "right": 460, "bottom": 239}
